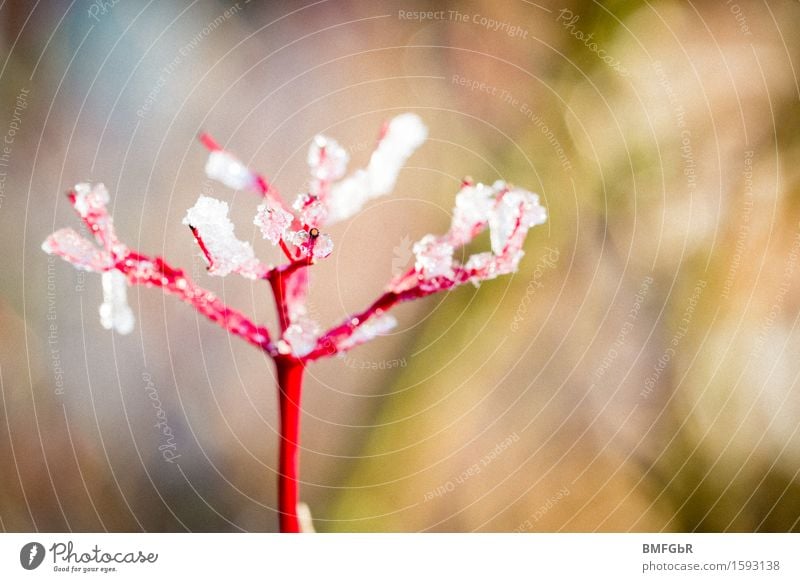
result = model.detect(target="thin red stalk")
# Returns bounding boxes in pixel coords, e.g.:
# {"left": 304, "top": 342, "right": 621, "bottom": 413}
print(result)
{"left": 255, "top": 175, "right": 274, "bottom": 198}
{"left": 272, "top": 255, "right": 313, "bottom": 279}
{"left": 278, "top": 238, "right": 295, "bottom": 261}
{"left": 266, "top": 257, "right": 314, "bottom": 333}
{"left": 188, "top": 226, "right": 214, "bottom": 266}
{"left": 275, "top": 357, "right": 304, "bottom": 533}
{"left": 306, "top": 289, "right": 407, "bottom": 361}
{"left": 305, "top": 264, "right": 475, "bottom": 361}
{"left": 269, "top": 271, "right": 291, "bottom": 333}
{"left": 115, "top": 251, "right": 277, "bottom": 356}
{"left": 198, "top": 132, "right": 221, "bottom": 152}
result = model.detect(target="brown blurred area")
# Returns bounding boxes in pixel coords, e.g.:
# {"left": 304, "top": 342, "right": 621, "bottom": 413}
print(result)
{"left": 1, "top": 0, "right": 799, "bottom": 532}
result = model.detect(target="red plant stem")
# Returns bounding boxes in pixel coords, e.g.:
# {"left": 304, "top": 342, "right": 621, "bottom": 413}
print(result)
{"left": 306, "top": 283, "right": 433, "bottom": 361}
{"left": 269, "top": 271, "right": 292, "bottom": 333}
{"left": 115, "top": 251, "right": 277, "bottom": 356}
{"left": 267, "top": 259, "right": 314, "bottom": 332}
{"left": 275, "top": 357, "right": 304, "bottom": 533}
{"left": 278, "top": 238, "right": 294, "bottom": 261}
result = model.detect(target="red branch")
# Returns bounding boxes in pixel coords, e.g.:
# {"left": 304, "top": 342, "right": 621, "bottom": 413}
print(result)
{"left": 115, "top": 250, "right": 278, "bottom": 356}
{"left": 64, "top": 187, "right": 276, "bottom": 355}
{"left": 305, "top": 279, "right": 436, "bottom": 361}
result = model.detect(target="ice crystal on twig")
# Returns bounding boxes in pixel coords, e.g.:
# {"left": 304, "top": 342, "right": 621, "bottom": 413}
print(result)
{"left": 205, "top": 150, "right": 257, "bottom": 191}
{"left": 254, "top": 202, "right": 293, "bottom": 245}
{"left": 308, "top": 135, "right": 348, "bottom": 183}
{"left": 99, "top": 270, "right": 135, "bottom": 334}
{"left": 413, "top": 235, "right": 455, "bottom": 280}
{"left": 405, "top": 180, "right": 548, "bottom": 293}
{"left": 337, "top": 313, "right": 397, "bottom": 352}
{"left": 324, "top": 113, "right": 427, "bottom": 224}
{"left": 311, "top": 232, "right": 334, "bottom": 259}
{"left": 183, "top": 196, "right": 267, "bottom": 279}
{"left": 42, "top": 228, "right": 112, "bottom": 271}
{"left": 283, "top": 316, "right": 321, "bottom": 358}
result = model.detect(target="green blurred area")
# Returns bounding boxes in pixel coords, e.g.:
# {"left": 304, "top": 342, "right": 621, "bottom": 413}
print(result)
{"left": 325, "top": 0, "right": 800, "bottom": 531}
{"left": 1, "top": 0, "right": 799, "bottom": 532}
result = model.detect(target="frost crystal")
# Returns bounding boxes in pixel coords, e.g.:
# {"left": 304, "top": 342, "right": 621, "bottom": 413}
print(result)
{"left": 284, "top": 228, "right": 335, "bottom": 260}
{"left": 326, "top": 113, "right": 427, "bottom": 224}
{"left": 464, "top": 252, "right": 494, "bottom": 274}
{"left": 289, "top": 229, "right": 310, "bottom": 248}
{"left": 183, "top": 196, "right": 262, "bottom": 278}
{"left": 489, "top": 184, "right": 547, "bottom": 254}
{"left": 450, "top": 183, "right": 495, "bottom": 246}
{"left": 308, "top": 135, "right": 349, "bottom": 182}
{"left": 205, "top": 150, "right": 256, "bottom": 191}
{"left": 72, "top": 182, "right": 110, "bottom": 218}
{"left": 400, "top": 179, "right": 547, "bottom": 292}
{"left": 325, "top": 171, "right": 370, "bottom": 223}
{"left": 283, "top": 317, "right": 320, "bottom": 358}
{"left": 254, "top": 202, "right": 293, "bottom": 245}
{"left": 338, "top": 313, "right": 397, "bottom": 352}
{"left": 300, "top": 200, "right": 327, "bottom": 227}
{"left": 413, "top": 235, "right": 454, "bottom": 279}
{"left": 41, "top": 228, "right": 112, "bottom": 271}
{"left": 99, "top": 270, "right": 135, "bottom": 334}
{"left": 311, "top": 233, "right": 334, "bottom": 259}
{"left": 293, "top": 194, "right": 329, "bottom": 227}
{"left": 367, "top": 113, "right": 428, "bottom": 195}
{"left": 489, "top": 195, "right": 518, "bottom": 255}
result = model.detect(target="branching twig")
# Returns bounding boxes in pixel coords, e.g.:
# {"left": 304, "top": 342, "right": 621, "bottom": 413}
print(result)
{"left": 43, "top": 114, "right": 547, "bottom": 533}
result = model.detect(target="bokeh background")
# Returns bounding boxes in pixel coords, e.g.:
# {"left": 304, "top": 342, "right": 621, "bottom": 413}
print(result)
{"left": 1, "top": 0, "right": 799, "bottom": 532}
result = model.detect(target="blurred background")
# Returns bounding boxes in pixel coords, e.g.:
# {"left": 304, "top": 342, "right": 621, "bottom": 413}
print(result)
{"left": 1, "top": 0, "right": 799, "bottom": 532}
